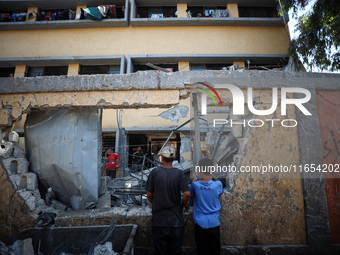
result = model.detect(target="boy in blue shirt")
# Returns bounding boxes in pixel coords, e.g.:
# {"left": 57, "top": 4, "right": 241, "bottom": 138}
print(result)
{"left": 190, "top": 157, "right": 223, "bottom": 255}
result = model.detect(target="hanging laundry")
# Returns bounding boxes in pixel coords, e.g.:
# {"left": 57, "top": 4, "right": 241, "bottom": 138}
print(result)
{"left": 83, "top": 7, "right": 103, "bottom": 21}
{"left": 98, "top": 6, "right": 108, "bottom": 17}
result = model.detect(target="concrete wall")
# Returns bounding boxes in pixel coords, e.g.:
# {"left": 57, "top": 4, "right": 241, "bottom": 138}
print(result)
{"left": 316, "top": 91, "right": 340, "bottom": 244}
{"left": 0, "top": 26, "right": 289, "bottom": 58}
{"left": 0, "top": 71, "right": 339, "bottom": 253}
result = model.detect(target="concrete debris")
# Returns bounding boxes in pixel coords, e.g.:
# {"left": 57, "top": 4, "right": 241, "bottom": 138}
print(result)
{"left": 12, "top": 144, "right": 25, "bottom": 158}
{"left": 8, "top": 131, "right": 19, "bottom": 144}
{"left": 93, "top": 242, "right": 118, "bottom": 255}
{"left": 23, "top": 173, "right": 38, "bottom": 191}
{"left": 0, "top": 141, "right": 14, "bottom": 159}
{"left": 2, "top": 158, "right": 29, "bottom": 175}
{"left": 0, "top": 241, "right": 15, "bottom": 255}
{"left": 205, "top": 129, "right": 220, "bottom": 154}
{"left": 51, "top": 200, "right": 70, "bottom": 211}
{"left": 213, "top": 132, "right": 239, "bottom": 166}
{"left": 99, "top": 176, "right": 108, "bottom": 195}
{"left": 158, "top": 105, "right": 189, "bottom": 123}
{"left": 97, "top": 192, "right": 111, "bottom": 209}
{"left": 37, "top": 212, "right": 57, "bottom": 227}
{"left": 17, "top": 190, "right": 37, "bottom": 212}
{"left": 10, "top": 238, "right": 34, "bottom": 255}
{"left": 70, "top": 196, "right": 84, "bottom": 211}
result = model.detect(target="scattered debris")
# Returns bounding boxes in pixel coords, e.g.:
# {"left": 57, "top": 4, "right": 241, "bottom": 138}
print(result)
{"left": 37, "top": 212, "right": 57, "bottom": 227}
{"left": 93, "top": 242, "right": 118, "bottom": 255}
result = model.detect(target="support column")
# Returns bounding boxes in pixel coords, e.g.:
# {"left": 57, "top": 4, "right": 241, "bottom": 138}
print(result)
{"left": 14, "top": 65, "right": 27, "bottom": 77}
{"left": 177, "top": 3, "right": 188, "bottom": 18}
{"left": 67, "top": 64, "right": 80, "bottom": 75}
{"left": 233, "top": 61, "right": 245, "bottom": 69}
{"left": 76, "top": 6, "right": 87, "bottom": 19}
{"left": 178, "top": 62, "right": 190, "bottom": 71}
{"left": 26, "top": 7, "right": 38, "bottom": 22}
{"left": 227, "top": 4, "right": 239, "bottom": 17}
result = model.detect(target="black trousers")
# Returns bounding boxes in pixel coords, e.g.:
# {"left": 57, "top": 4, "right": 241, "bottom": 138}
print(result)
{"left": 106, "top": 169, "right": 116, "bottom": 178}
{"left": 194, "top": 224, "right": 221, "bottom": 255}
{"left": 152, "top": 227, "right": 184, "bottom": 255}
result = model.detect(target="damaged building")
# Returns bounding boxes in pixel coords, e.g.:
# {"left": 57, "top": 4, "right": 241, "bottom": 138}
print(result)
{"left": 0, "top": 0, "right": 340, "bottom": 254}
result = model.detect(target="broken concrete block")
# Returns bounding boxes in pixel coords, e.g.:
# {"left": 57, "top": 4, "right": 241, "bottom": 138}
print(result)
{"left": 93, "top": 242, "right": 118, "bottom": 255}
{"left": 9, "top": 174, "right": 27, "bottom": 190}
{"left": 232, "top": 124, "right": 243, "bottom": 138}
{"left": 213, "top": 133, "right": 239, "bottom": 165}
{"left": 0, "top": 241, "right": 15, "bottom": 255}
{"left": 97, "top": 192, "right": 111, "bottom": 209}
{"left": 13, "top": 144, "right": 25, "bottom": 158}
{"left": 51, "top": 199, "right": 69, "bottom": 211}
{"left": 23, "top": 173, "right": 38, "bottom": 191}
{"left": 99, "top": 176, "right": 108, "bottom": 195}
{"left": 10, "top": 238, "right": 34, "bottom": 255}
{"left": 70, "top": 195, "right": 84, "bottom": 210}
{"left": 0, "top": 141, "right": 14, "bottom": 159}
{"left": 8, "top": 131, "right": 19, "bottom": 144}
{"left": 2, "top": 158, "right": 29, "bottom": 175}
{"left": 17, "top": 190, "right": 37, "bottom": 212}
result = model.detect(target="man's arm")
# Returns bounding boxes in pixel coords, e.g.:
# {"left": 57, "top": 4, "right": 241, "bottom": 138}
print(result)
{"left": 116, "top": 155, "right": 121, "bottom": 167}
{"left": 147, "top": 191, "right": 153, "bottom": 205}
{"left": 182, "top": 191, "right": 190, "bottom": 212}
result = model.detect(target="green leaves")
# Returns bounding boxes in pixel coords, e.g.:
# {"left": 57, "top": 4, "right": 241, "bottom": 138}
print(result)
{"left": 282, "top": 0, "right": 340, "bottom": 71}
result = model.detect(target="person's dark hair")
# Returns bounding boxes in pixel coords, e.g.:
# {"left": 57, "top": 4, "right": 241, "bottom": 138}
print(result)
{"left": 163, "top": 157, "right": 174, "bottom": 163}
{"left": 199, "top": 157, "right": 213, "bottom": 167}
{"left": 199, "top": 157, "right": 213, "bottom": 176}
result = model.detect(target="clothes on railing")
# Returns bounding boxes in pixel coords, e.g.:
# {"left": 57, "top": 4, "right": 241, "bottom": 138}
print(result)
{"left": 0, "top": 13, "right": 27, "bottom": 22}
{"left": 83, "top": 5, "right": 117, "bottom": 21}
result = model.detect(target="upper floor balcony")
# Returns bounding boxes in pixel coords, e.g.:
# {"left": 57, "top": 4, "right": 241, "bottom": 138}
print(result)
{"left": 130, "top": 0, "right": 288, "bottom": 27}
{"left": 0, "top": 0, "right": 129, "bottom": 30}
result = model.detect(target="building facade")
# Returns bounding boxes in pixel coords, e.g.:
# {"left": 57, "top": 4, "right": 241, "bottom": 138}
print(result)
{"left": 1, "top": 0, "right": 339, "bottom": 254}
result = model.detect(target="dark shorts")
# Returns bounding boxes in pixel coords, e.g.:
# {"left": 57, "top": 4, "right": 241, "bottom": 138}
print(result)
{"left": 106, "top": 168, "right": 116, "bottom": 178}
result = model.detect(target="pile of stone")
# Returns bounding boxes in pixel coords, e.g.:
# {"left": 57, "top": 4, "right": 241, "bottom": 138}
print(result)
{"left": 0, "top": 130, "right": 50, "bottom": 216}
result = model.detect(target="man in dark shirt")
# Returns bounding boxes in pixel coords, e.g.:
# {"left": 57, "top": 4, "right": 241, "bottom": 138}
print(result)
{"left": 132, "top": 146, "right": 144, "bottom": 173}
{"left": 145, "top": 146, "right": 190, "bottom": 255}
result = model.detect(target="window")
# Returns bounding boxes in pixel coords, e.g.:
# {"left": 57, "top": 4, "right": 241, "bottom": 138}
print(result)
{"left": 133, "top": 63, "right": 178, "bottom": 72}
{"left": 238, "top": 7, "right": 278, "bottom": 18}
{"left": 136, "top": 6, "right": 177, "bottom": 18}
{"left": 190, "top": 63, "right": 233, "bottom": 71}
{"left": 187, "top": 6, "right": 229, "bottom": 18}
{"left": 26, "top": 66, "right": 68, "bottom": 77}
{"left": 0, "top": 67, "right": 15, "bottom": 77}
{"left": 79, "top": 65, "right": 120, "bottom": 75}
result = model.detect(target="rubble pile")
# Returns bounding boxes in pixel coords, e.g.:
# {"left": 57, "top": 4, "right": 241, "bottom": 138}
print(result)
{"left": 0, "top": 130, "right": 52, "bottom": 218}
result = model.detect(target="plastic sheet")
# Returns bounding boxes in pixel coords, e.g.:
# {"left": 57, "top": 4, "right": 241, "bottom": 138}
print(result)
{"left": 25, "top": 109, "right": 102, "bottom": 210}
